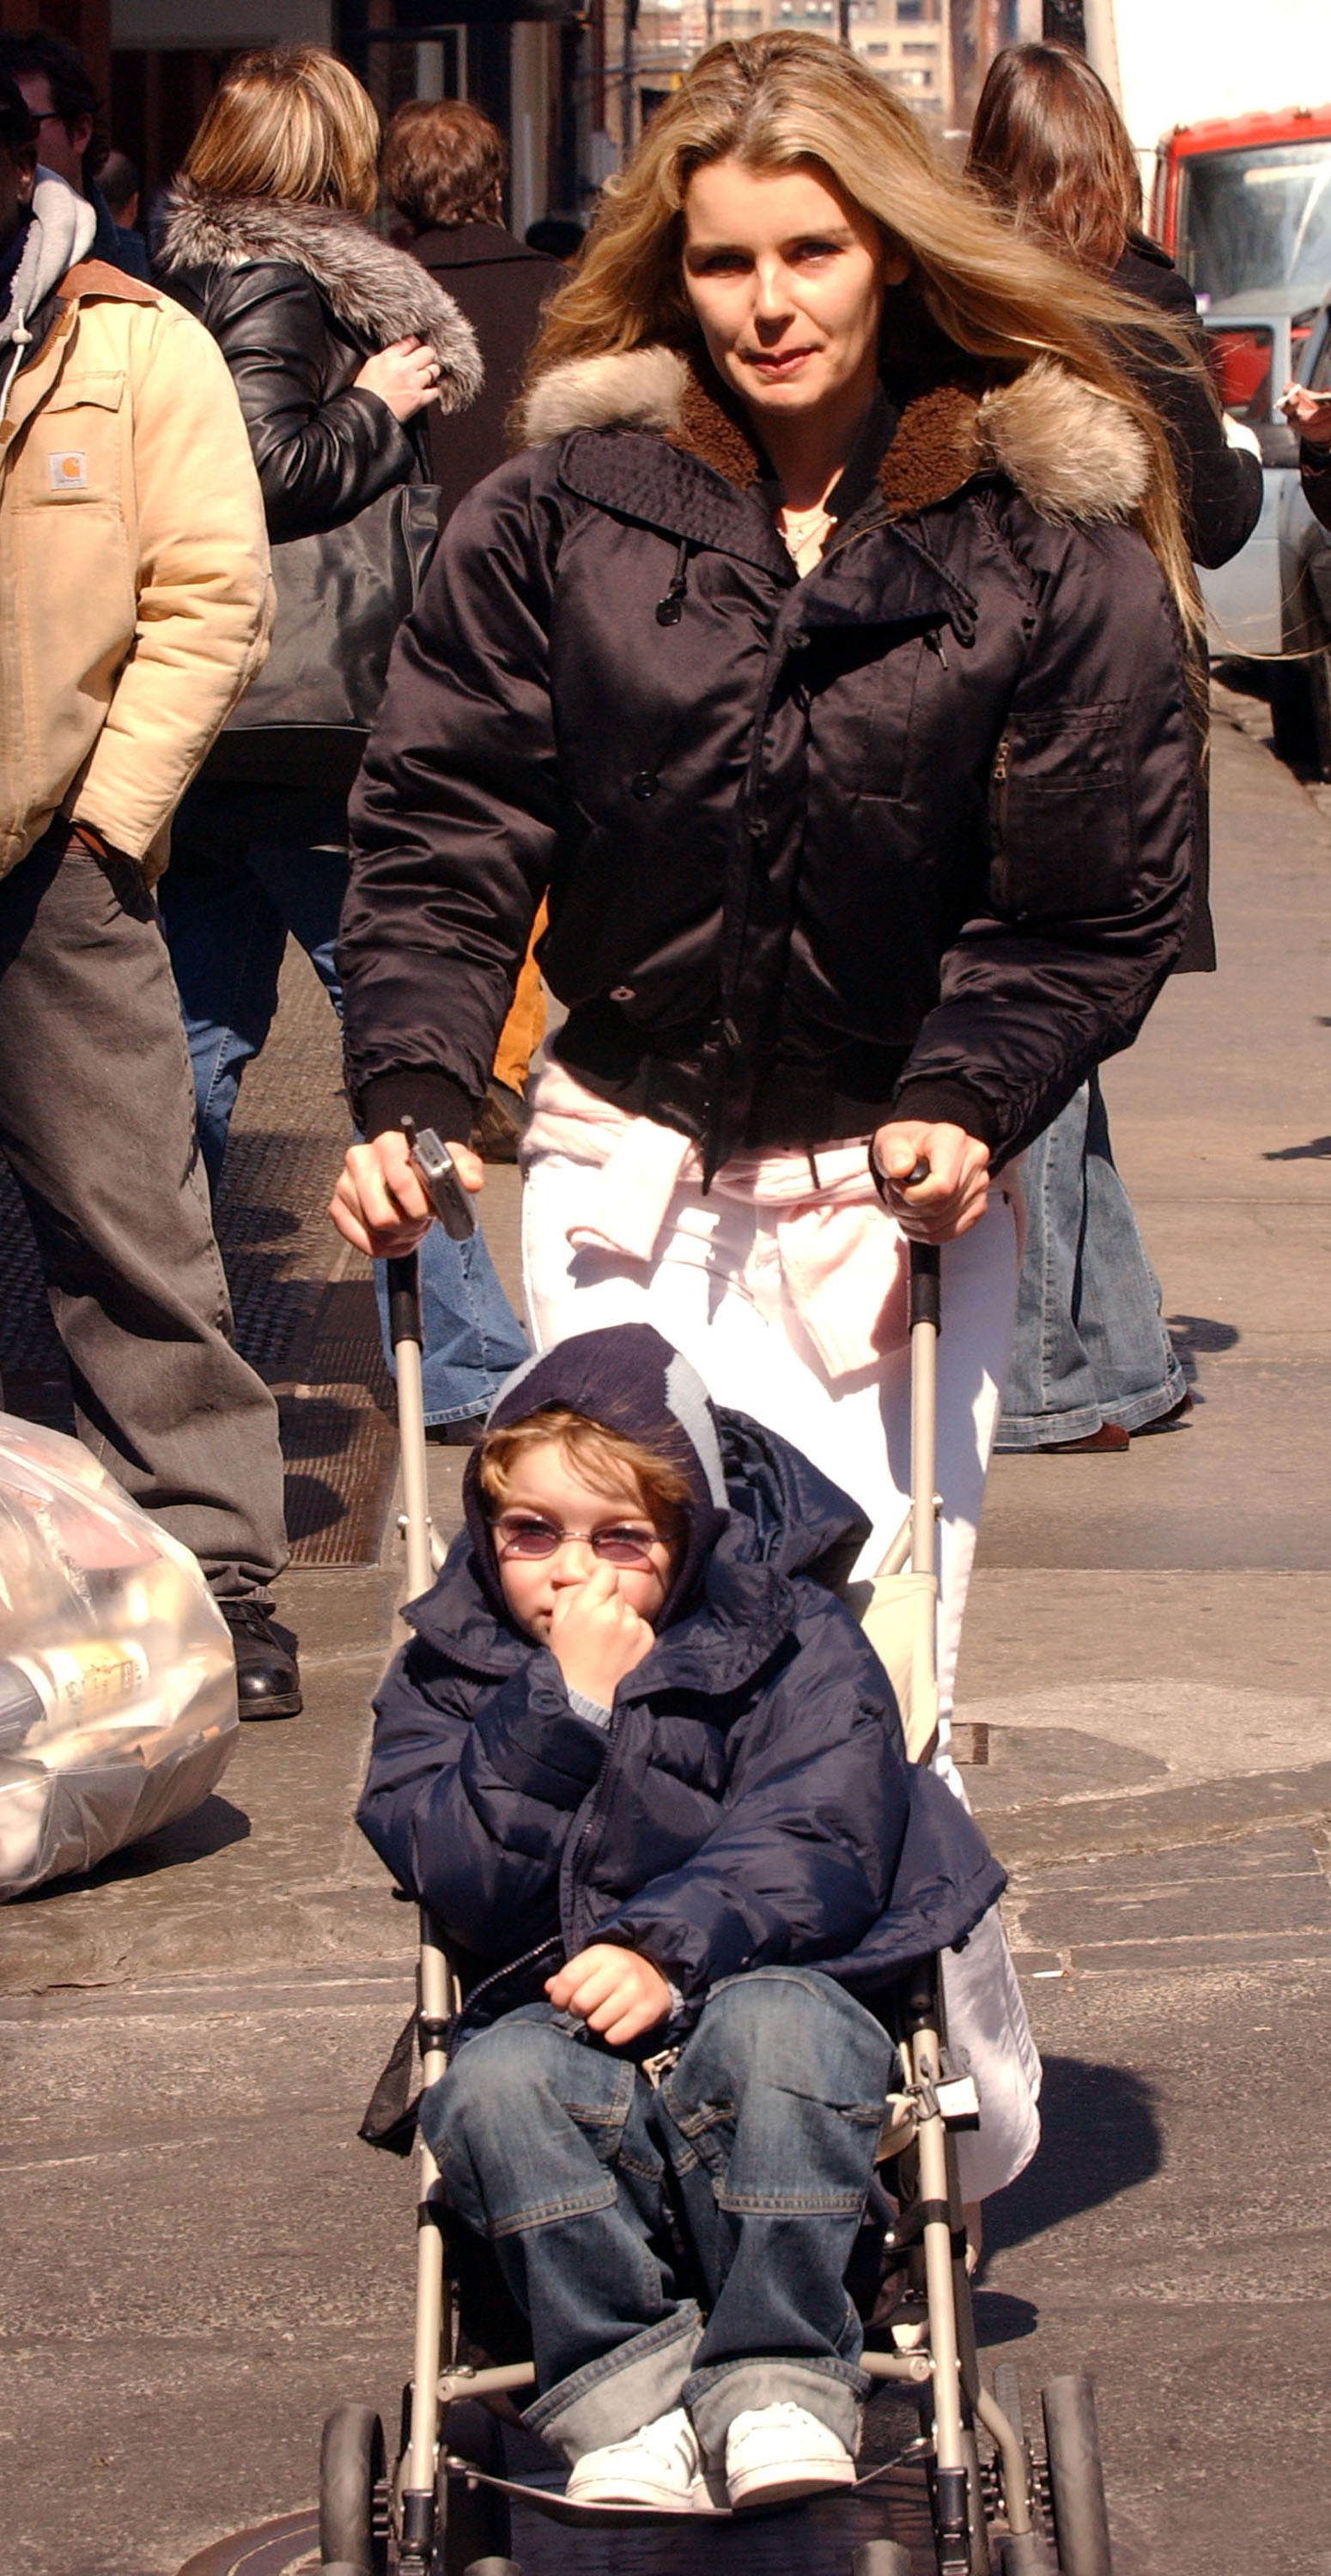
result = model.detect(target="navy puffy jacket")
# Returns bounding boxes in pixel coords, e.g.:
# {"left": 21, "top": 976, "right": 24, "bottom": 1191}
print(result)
{"left": 358, "top": 1401, "right": 1004, "bottom": 2037}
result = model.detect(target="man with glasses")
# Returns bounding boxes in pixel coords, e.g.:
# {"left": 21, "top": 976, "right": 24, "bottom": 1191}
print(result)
{"left": 0, "top": 30, "right": 147, "bottom": 277}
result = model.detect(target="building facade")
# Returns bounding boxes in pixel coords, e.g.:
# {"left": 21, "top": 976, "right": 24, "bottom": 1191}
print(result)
{"left": 1, "top": 0, "right": 1059, "bottom": 238}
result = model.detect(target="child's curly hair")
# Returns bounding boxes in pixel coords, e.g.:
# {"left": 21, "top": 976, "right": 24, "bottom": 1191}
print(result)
{"left": 477, "top": 1406, "right": 693, "bottom": 1559}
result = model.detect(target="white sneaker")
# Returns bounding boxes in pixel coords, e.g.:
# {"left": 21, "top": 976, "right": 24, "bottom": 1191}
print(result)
{"left": 565, "top": 2405, "right": 704, "bottom": 2511}
{"left": 724, "top": 2401, "right": 858, "bottom": 2510}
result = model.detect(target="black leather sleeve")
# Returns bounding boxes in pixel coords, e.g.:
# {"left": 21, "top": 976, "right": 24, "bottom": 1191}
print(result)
{"left": 891, "top": 517, "right": 1195, "bottom": 1163}
{"left": 197, "top": 262, "right": 419, "bottom": 541}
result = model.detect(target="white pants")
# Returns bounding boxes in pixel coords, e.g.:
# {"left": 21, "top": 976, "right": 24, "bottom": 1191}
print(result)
{"left": 521, "top": 1145, "right": 1041, "bottom": 2198}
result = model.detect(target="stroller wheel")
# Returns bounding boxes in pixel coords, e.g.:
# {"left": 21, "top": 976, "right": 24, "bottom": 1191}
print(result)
{"left": 319, "top": 2403, "right": 389, "bottom": 2574}
{"left": 1040, "top": 2378, "right": 1112, "bottom": 2576}
{"left": 434, "top": 2397, "right": 512, "bottom": 2576}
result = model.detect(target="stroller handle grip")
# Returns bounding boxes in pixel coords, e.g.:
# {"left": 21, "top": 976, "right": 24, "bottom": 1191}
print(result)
{"left": 386, "top": 1249, "right": 423, "bottom": 1352}
{"left": 909, "top": 1241, "right": 941, "bottom": 1333}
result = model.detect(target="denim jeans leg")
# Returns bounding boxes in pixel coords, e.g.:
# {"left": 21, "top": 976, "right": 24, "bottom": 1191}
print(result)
{"left": 994, "top": 1083, "right": 1103, "bottom": 1449}
{"left": 658, "top": 1969, "right": 896, "bottom": 2462}
{"left": 158, "top": 781, "right": 291, "bottom": 1194}
{"left": 422, "top": 2006, "right": 696, "bottom": 2462}
{"left": 1075, "top": 1074, "right": 1187, "bottom": 1432}
{"left": 370, "top": 1195, "right": 528, "bottom": 1425}
{"left": 168, "top": 786, "right": 526, "bottom": 1419}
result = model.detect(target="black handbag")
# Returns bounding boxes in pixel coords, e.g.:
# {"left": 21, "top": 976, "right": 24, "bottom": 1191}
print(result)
{"left": 207, "top": 479, "right": 441, "bottom": 789}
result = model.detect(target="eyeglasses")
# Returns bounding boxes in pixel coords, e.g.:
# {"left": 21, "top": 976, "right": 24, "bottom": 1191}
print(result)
{"left": 493, "top": 1514, "right": 665, "bottom": 1569}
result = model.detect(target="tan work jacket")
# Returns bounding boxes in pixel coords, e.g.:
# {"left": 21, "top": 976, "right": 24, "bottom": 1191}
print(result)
{"left": 0, "top": 260, "right": 273, "bottom": 881}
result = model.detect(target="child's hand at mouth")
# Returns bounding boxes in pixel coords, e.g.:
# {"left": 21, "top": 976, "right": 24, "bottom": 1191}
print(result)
{"left": 547, "top": 1558, "right": 655, "bottom": 1705}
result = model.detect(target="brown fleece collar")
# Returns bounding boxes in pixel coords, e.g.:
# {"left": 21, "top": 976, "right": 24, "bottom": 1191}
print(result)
{"left": 664, "top": 353, "right": 986, "bottom": 519}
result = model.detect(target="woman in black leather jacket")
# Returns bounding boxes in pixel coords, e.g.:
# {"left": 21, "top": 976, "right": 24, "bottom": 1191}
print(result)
{"left": 330, "top": 33, "right": 1201, "bottom": 2200}
{"left": 968, "top": 39, "right": 1260, "bottom": 1455}
{"left": 155, "top": 45, "right": 529, "bottom": 1437}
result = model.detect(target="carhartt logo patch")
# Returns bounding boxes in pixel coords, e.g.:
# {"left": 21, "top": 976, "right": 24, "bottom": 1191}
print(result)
{"left": 48, "top": 450, "right": 88, "bottom": 491}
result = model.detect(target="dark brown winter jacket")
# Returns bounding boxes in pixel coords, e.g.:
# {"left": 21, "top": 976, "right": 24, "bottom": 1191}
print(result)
{"left": 338, "top": 338, "right": 1198, "bottom": 1180}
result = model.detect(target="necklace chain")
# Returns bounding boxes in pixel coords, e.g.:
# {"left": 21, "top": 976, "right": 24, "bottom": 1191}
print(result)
{"left": 781, "top": 500, "right": 833, "bottom": 533}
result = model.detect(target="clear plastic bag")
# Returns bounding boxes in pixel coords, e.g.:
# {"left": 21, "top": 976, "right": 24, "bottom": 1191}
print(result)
{"left": 0, "top": 1416, "right": 238, "bottom": 1899}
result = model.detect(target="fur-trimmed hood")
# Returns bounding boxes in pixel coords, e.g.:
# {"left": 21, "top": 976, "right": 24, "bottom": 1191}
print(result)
{"left": 520, "top": 342, "right": 1149, "bottom": 527}
{"left": 157, "top": 178, "right": 482, "bottom": 414}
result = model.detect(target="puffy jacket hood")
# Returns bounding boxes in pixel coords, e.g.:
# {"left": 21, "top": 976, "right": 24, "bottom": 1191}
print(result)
{"left": 157, "top": 177, "right": 482, "bottom": 415}
{"left": 459, "top": 1321, "right": 868, "bottom": 1632}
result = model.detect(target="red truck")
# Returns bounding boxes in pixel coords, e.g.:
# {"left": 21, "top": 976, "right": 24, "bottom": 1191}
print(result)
{"left": 1152, "top": 105, "right": 1331, "bottom": 426}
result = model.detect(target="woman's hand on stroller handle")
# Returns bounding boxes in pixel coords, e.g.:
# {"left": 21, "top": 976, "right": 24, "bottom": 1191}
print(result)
{"left": 330, "top": 1131, "right": 484, "bottom": 1258}
{"left": 546, "top": 1942, "right": 674, "bottom": 2046}
{"left": 871, "top": 1119, "right": 990, "bottom": 1242}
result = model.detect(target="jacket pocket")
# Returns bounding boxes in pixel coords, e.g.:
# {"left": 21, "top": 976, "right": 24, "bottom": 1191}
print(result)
{"left": 15, "top": 371, "right": 125, "bottom": 513}
{"left": 988, "top": 704, "right": 1134, "bottom": 920}
{"left": 856, "top": 633, "right": 926, "bottom": 803}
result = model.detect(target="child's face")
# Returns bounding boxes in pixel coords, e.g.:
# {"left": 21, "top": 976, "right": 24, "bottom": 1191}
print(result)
{"left": 491, "top": 1439, "right": 674, "bottom": 1643}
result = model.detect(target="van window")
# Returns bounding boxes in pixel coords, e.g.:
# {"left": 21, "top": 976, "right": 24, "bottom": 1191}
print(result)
{"left": 1178, "top": 142, "right": 1331, "bottom": 302}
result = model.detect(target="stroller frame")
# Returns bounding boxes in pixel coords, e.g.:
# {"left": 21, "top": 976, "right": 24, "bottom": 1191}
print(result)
{"left": 319, "top": 1246, "right": 1113, "bottom": 2576}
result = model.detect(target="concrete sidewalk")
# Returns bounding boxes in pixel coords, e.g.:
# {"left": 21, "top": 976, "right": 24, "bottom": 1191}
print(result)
{"left": 3, "top": 682, "right": 1329, "bottom": 2576}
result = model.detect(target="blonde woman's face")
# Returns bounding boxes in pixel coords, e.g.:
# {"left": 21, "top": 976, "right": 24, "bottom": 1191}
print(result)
{"left": 682, "top": 157, "right": 903, "bottom": 433}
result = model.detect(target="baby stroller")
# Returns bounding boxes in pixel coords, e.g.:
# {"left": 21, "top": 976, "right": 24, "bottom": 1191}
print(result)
{"left": 318, "top": 1230, "right": 1115, "bottom": 2576}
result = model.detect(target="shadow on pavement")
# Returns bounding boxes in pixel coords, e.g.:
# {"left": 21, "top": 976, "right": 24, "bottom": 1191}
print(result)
{"left": 977, "top": 2054, "right": 1163, "bottom": 2270}
{"left": 12, "top": 1791, "right": 251, "bottom": 1905}
{"left": 1261, "top": 1133, "right": 1331, "bottom": 1160}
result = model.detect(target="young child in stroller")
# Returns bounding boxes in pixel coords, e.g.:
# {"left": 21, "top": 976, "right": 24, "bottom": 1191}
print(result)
{"left": 359, "top": 1323, "right": 1004, "bottom": 2516}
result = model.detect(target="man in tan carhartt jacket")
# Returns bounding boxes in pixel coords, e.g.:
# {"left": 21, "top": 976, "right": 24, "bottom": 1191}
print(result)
{"left": 0, "top": 78, "right": 301, "bottom": 1716}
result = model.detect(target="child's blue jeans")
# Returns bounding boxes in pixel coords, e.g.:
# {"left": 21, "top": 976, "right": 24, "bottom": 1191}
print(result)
{"left": 421, "top": 1966, "right": 896, "bottom": 2467}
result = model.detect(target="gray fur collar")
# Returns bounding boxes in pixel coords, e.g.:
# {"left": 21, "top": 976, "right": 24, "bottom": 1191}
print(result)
{"left": 158, "top": 178, "right": 482, "bottom": 414}
{"left": 520, "top": 343, "right": 1149, "bottom": 526}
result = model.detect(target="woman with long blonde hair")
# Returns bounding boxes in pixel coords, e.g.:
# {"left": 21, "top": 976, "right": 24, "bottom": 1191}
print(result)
{"left": 332, "top": 31, "right": 1198, "bottom": 2224}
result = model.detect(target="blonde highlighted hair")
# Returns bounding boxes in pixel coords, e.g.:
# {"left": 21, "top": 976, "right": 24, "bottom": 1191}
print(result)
{"left": 183, "top": 45, "right": 380, "bottom": 216}
{"left": 526, "top": 31, "right": 1199, "bottom": 635}
{"left": 478, "top": 1407, "right": 692, "bottom": 1556}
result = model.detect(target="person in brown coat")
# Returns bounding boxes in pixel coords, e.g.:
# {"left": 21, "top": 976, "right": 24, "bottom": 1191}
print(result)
{"left": 382, "top": 98, "right": 561, "bottom": 529}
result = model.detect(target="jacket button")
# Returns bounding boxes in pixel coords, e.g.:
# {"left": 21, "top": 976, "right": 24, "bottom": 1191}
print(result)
{"left": 630, "top": 771, "right": 659, "bottom": 800}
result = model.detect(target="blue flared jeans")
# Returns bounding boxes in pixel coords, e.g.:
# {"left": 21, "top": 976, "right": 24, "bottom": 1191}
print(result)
{"left": 995, "top": 1069, "right": 1186, "bottom": 1449}
{"left": 422, "top": 1967, "right": 896, "bottom": 2467}
{"left": 159, "top": 779, "right": 526, "bottom": 1425}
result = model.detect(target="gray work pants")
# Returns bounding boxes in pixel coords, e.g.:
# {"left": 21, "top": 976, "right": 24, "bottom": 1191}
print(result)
{"left": 0, "top": 832, "right": 289, "bottom": 1597}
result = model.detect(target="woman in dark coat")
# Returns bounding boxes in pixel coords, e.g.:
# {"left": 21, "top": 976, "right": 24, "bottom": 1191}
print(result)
{"left": 155, "top": 45, "right": 528, "bottom": 1437}
{"left": 968, "top": 39, "right": 1261, "bottom": 1454}
{"left": 330, "top": 30, "right": 1202, "bottom": 2196}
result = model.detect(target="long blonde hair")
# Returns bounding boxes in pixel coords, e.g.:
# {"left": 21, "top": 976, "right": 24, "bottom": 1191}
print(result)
{"left": 527, "top": 33, "right": 1198, "bottom": 634}
{"left": 183, "top": 45, "right": 380, "bottom": 216}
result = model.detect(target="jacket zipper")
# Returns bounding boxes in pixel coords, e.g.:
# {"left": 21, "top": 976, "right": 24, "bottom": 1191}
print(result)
{"left": 453, "top": 1934, "right": 563, "bottom": 2026}
{"left": 988, "top": 735, "right": 1010, "bottom": 856}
